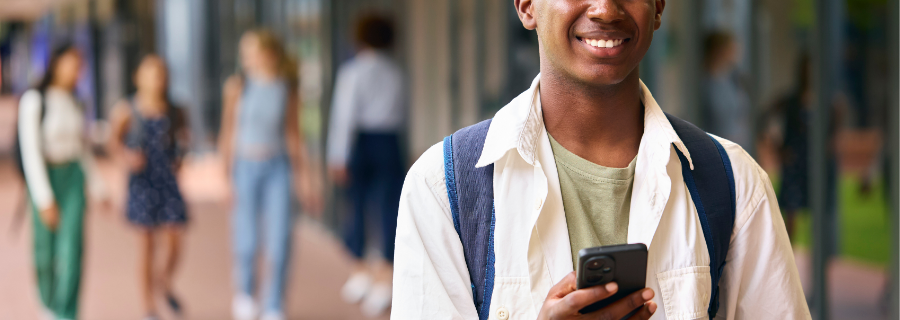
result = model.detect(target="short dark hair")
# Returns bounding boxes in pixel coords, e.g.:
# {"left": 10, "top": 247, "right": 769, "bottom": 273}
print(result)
{"left": 703, "top": 31, "right": 734, "bottom": 67}
{"left": 355, "top": 14, "right": 394, "bottom": 49}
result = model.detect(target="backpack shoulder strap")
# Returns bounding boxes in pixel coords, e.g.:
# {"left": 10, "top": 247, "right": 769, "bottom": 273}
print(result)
{"left": 442, "top": 119, "right": 495, "bottom": 320}
{"left": 665, "top": 113, "right": 736, "bottom": 319}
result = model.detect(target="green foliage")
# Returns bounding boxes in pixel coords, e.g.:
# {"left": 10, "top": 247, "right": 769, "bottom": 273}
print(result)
{"left": 791, "top": 0, "right": 815, "bottom": 30}
{"left": 791, "top": 0, "right": 889, "bottom": 31}
{"left": 846, "top": 0, "right": 889, "bottom": 30}
{"left": 789, "top": 175, "right": 890, "bottom": 266}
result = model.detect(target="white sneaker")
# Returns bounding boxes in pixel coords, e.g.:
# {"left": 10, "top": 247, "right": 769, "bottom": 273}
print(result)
{"left": 260, "top": 311, "right": 285, "bottom": 320}
{"left": 360, "top": 282, "right": 392, "bottom": 318}
{"left": 232, "top": 293, "right": 258, "bottom": 320}
{"left": 341, "top": 272, "right": 372, "bottom": 304}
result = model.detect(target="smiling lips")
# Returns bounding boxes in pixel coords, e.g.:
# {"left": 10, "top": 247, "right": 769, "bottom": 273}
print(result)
{"left": 581, "top": 37, "right": 626, "bottom": 48}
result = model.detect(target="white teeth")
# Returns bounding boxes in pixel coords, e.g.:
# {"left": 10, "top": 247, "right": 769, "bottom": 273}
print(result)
{"left": 584, "top": 38, "right": 624, "bottom": 48}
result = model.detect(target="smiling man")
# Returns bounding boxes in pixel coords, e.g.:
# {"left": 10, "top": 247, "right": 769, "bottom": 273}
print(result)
{"left": 391, "top": 0, "right": 810, "bottom": 319}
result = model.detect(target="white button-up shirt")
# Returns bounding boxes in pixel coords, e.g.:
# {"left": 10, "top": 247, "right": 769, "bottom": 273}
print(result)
{"left": 392, "top": 75, "right": 810, "bottom": 320}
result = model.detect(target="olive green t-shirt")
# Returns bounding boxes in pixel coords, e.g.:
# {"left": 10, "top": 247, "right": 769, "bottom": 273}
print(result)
{"left": 548, "top": 134, "right": 637, "bottom": 269}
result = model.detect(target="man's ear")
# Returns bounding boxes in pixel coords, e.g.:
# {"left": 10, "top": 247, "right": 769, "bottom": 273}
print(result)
{"left": 515, "top": 0, "right": 537, "bottom": 30}
{"left": 654, "top": 0, "right": 665, "bottom": 30}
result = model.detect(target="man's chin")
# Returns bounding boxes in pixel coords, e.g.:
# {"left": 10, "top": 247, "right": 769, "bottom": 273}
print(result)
{"left": 574, "top": 72, "right": 630, "bottom": 87}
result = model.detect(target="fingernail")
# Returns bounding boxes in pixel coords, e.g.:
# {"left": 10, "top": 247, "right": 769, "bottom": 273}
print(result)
{"left": 642, "top": 289, "right": 654, "bottom": 300}
{"left": 648, "top": 301, "right": 658, "bottom": 313}
{"left": 605, "top": 282, "right": 618, "bottom": 292}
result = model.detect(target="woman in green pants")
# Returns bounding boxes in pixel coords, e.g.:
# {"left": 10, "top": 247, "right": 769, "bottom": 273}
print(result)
{"left": 17, "top": 44, "right": 105, "bottom": 320}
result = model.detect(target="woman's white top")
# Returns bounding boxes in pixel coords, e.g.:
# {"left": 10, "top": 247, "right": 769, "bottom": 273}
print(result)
{"left": 18, "top": 87, "right": 103, "bottom": 211}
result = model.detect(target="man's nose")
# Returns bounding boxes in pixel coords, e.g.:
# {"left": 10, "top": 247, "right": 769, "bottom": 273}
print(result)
{"left": 586, "top": 0, "right": 626, "bottom": 23}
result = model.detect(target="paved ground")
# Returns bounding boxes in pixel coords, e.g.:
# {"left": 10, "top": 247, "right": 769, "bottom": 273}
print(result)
{"left": 0, "top": 96, "right": 892, "bottom": 320}
{"left": 0, "top": 156, "right": 390, "bottom": 320}
{"left": 794, "top": 250, "right": 891, "bottom": 320}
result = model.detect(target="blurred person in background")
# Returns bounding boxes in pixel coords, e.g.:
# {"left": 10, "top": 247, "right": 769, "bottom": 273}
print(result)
{"left": 326, "top": 14, "right": 405, "bottom": 318}
{"left": 768, "top": 54, "right": 842, "bottom": 257}
{"left": 219, "top": 29, "right": 320, "bottom": 320}
{"left": 702, "top": 31, "right": 752, "bottom": 149}
{"left": 107, "top": 54, "right": 189, "bottom": 320}
{"left": 16, "top": 43, "right": 107, "bottom": 320}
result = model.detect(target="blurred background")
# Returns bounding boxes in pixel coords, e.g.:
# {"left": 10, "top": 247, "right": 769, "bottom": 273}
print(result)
{"left": 0, "top": 0, "right": 897, "bottom": 319}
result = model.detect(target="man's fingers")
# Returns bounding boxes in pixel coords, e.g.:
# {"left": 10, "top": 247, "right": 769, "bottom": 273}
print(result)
{"left": 548, "top": 272, "right": 578, "bottom": 298}
{"left": 558, "top": 281, "right": 619, "bottom": 315}
{"left": 625, "top": 301, "right": 657, "bottom": 320}
{"left": 595, "top": 288, "right": 655, "bottom": 319}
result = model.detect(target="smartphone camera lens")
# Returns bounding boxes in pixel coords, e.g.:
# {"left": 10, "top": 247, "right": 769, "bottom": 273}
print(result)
{"left": 587, "top": 260, "right": 605, "bottom": 270}
{"left": 587, "top": 273, "right": 603, "bottom": 283}
{"left": 602, "top": 267, "right": 612, "bottom": 273}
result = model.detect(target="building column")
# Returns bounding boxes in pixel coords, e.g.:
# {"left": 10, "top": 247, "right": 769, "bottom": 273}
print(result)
{"left": 810, "top": 0, "right": 843, "bottom": 318}
{"left": 888, "top": 0, "right": 899, "bottom": 318}
{"left": 407, "top": 0, "right": 452, "bottom": 156}
{"left": 680, "top": 0, "right": 704, "bottom": 124}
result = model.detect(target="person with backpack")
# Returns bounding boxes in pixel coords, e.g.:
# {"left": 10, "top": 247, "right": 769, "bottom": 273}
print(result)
{"left": 392, "top": 1, "right": 810, "bottom": 319}
{"left": 219, "top": 29, "right": 321, "bottom": 320}
{"left": 16, "top": 44, "right": 106, "bottom": 320}
{"left": 107, "top": 54, "right": 189, "bottom": 320}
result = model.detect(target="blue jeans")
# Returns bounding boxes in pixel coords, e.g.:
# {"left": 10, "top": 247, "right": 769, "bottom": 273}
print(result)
{"left": 232, "top": 155, "right": 293, "bottom": 313}
{"left": 344, "top": 133, "right": 404, "bottom": 262}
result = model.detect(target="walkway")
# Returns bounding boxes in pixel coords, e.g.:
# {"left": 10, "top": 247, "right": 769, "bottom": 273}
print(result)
{"left": 0, "top": 155, "right": 388, "bottom": 320}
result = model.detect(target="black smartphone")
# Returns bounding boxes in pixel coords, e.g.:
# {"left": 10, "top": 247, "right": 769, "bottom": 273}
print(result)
{"left": 576, "top": 243, "right": 648, "bottom": 314}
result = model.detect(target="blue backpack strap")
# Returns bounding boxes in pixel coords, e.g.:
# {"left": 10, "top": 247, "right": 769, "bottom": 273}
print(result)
{"left": 665, "top": 113, "right": 736, "bottom": 319}
{"left": 442, "top": 119, "right": 495, "bottom": 320}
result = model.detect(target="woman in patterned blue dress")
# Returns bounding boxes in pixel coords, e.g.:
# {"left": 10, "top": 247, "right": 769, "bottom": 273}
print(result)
{"left": 108, "top": 55, "right": 189, "bottom": 320}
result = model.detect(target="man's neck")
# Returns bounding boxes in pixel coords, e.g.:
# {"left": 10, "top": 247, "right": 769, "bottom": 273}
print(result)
{"left": 540, "top": 69, "right": 644, "bottom": 168}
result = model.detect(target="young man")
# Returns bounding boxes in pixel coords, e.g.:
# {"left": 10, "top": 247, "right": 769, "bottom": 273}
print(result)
{"left": 392, "top": 0, "right": 810, "bottom": 319}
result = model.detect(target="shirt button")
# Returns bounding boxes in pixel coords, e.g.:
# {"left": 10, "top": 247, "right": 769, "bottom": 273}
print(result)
{"left": 497, "top": 307, "right": 510, "bottom": 320}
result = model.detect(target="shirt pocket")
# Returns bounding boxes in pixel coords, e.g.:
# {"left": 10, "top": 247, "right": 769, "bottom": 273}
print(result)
{"left": 656, "top": 266, "right": 712, "bottom": 320}
{"left": 487, "top": 277, "right": 536, "bottom": 320}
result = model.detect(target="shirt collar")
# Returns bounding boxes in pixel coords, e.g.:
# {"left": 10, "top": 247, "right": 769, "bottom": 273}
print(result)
{"left": 357, "top": 48, "right": 389, "bottom": 60}
{"left": 475, "top": 74, "right": 695, "bottom": 170}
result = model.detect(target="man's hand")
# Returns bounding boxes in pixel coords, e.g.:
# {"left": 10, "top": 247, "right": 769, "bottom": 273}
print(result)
{"left": 40, "top": 203, "right": 60, "bottom": 231}
{"left": 537, "top": 272, "right": 657, "bottom": 320}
